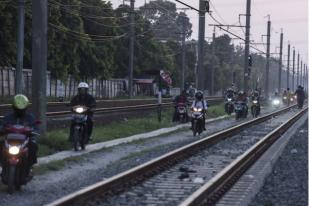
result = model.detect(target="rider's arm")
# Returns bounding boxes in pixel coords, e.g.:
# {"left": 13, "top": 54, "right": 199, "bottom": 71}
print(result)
{"left": 203, "top": 100, "right": 208, "bottom": 110}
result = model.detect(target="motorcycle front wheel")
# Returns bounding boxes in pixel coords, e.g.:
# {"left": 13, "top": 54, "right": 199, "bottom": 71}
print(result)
{"left": 8, "top": 165, "right": 16, "bottom": 194}
{"left": 73, "top": 129, "right": 80, "bottom": 151}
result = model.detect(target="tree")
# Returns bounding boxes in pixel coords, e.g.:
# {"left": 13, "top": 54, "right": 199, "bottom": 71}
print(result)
{"left": 140, "top": 0, "right": 192, "bottom": 41}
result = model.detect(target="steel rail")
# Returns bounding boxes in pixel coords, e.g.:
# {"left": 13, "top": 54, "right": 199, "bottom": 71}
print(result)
{"left": 0, "top": 96, "right": 224, "bottom": 118}
{"left": 180, "top": 107, "right": 308, "bottom": 206}
{"left": 46, "top": 105, "right": 297, "bottom": 206}
{"left": 39, "top": 98, "right": 223, "bottom": 117}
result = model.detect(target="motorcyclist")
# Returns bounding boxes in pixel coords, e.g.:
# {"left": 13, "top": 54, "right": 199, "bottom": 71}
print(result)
{"left": 69, "top": 82, "right": 96, "bottom": 142}
{"left": 225, "top": 88, "right": 235, "bottom": 100}
{"left": 235, "top": 91, "right": 248, "bottom": 114}
{"left": 251, "top": 89, "right": 260, "bottom": 101}
{"left": 251, "top": 89, "right": 260, "bottom": 111}
{"left": 274, "top": 91, "right": 280, "bottom": 98}
{"left": 191, "top": 91, "right": 208, "bottom": 130}
{"left": 173, "top": 90, "right": 189, "bottom": 122}
{"left": 294, "top": 85, "right": 306, "bottom": 109}
{"left": 286, "top": 88, "right": 293, "bottom": 105}
{"left": 0, "top": 94, "right": 38, "bottom": 178}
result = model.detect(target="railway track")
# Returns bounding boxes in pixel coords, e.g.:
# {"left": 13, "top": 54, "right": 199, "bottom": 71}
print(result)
{"left": 46, "top": 105, "right": 307, "bottom": 206}
{"left": 0, "top": 97, "right": 223, "bottom": 118}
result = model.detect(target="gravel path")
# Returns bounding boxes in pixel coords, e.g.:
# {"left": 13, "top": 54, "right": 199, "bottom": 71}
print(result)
{"left": 0, "top": 106, "right": 284, "bottom": 206}
{"left": 250, "top": 120, "right": 308, "bottom": 206}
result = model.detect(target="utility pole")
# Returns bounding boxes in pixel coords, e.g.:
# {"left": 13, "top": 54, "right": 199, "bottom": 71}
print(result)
{"left": 181, "top": 14, "right": 186, "bottom": 91}
{"left": 297, "top": 52, "right": 300, "bottom": 86}
{"left": 287, "top": 43, "right": 290, "bottom": 89}
{"left": 197, "top": 0, "right": 208, "bottom": 91}
{"left": 16, "top": 0, "right": 25, "bottom": 94}
{"left": 292, "top": 48, "right": 295, "bottom": 91}
{"left": 300, "top": 60, "right": 303, "bottom": 86}
{"left": 243, "top": 0, "right": 251, "bottom": 92}
{"left": 278, "top": 30, "right": 283, "bottom": 93}
{"left": 128, "top": 0, "right": 135, "bottom": 98}
{"left": 32, "top": 0, "right": 47, "bottom": 134}
{"left": 265, "top": 18, "right": 271, "bottom": 97}
{"left": 210, "top": 26, "right": 215, "bottom": 95}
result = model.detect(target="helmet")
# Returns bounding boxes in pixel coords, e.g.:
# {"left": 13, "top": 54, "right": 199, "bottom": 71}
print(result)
{"left": 78, "top": 82, "right": 89, "bottom": 89}
{"left": 13, "top": 94, "right": 29, "bottom": 110}
{"left": 195, "top": 91, "right": 203, "bottom": 100}
{"left": 238, "top": 91, "right": 244, "bottom": 95}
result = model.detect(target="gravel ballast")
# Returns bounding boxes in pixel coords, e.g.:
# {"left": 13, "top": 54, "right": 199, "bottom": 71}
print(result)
{"left": 250, "top": 120, "right": 308, "bottom": 206}
{"left": 0, "top": 106, "right": 287, "bottom": 206}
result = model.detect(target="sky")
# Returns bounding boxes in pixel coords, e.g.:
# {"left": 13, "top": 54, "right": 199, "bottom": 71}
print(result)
{"left": 108, "top": 0, "right": 308, "bottom": 66}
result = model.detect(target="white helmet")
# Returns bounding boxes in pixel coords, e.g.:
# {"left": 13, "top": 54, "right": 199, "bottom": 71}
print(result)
{"left": 78, "top": 82, "right": 89, "bottom": 89}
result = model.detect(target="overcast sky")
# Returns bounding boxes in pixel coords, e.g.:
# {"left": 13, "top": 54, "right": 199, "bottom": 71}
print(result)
{"left": 108, "top": 0, "right": 308, "bottom": 65}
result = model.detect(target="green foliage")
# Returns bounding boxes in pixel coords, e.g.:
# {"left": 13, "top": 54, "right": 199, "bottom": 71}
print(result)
{"left": 0, "top": 0, "right": 274, "bottom": 93}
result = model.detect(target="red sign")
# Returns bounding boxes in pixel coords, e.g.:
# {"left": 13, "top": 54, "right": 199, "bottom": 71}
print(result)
{"left": 160, "top": 70, "right": 172, "bottom": 86}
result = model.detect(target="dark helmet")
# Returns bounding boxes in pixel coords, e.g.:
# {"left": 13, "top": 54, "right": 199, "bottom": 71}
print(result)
{"left": 298, "top": 85, "right": 302, "bottom": 89}
{"left": 195, "top": 91, "right": 203, "bottom": 100}
{"left": 287, "top": 88, "right": 290, "bottom": 91}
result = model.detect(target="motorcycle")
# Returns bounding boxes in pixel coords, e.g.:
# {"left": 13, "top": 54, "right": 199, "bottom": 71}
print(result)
{"left": 176, "top": 103, "right": 188, "bottom": 123}
{"left": 234, "top": 101, "right": 248, "bottom": 120}
{"left": 296, "top": 95, "right": 304, "bottom": 109}
{"left": 272, "top": 98, "right": 281, "bottom": 109}
{"left": 71, "top": 105, "right": 89, "bottom": 151}
{"left": 225, "top": 98, "right": 234, "bottom": 115}
{"left": 251, "top": 98, "right": 260, "bottom": 118}
{"left": 191, "top": 107, "right": 204, "bottom": 136}
{"left": 282, "top": 95, "right": 288, "bottom": 105}
{"left": 1, "top": 124, "right": 38, "bottom": 194}
{"left": 289, "top": 96, "right": 295, "bottom": 105}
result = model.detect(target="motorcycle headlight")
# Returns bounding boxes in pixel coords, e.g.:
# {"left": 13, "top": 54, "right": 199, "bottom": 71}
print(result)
{"left": 290, "top": 98, "right": 294, "bottom": 101}
{"left": 9, "top": 146, "right": 20, "bottom": 155}
{"left": 252, "top": 100, "right": 258, "bottom": 104}
{"left": 272, "top": 99, "right": 280, "bottom": 105}
{"left": 227, "top": 98, "right": 232, "bottom": 102}
{"left": 294, "top": 95, "right": 297, "bottom": 99}
{"left": 75, "top": 107, "right": 84, "bottom": 113}
{"left": 193, "top": 108, "right": 202, "bottom": 112}
{"left": 283, "top": 97, "right": 287, "bottom": 99}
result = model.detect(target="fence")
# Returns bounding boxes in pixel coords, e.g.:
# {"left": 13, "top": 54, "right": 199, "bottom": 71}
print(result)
{"left": 0, "top": 67, "right": 154, "bottom": 99}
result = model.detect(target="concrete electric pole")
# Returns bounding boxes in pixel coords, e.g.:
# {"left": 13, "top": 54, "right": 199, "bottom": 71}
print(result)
{"left": 278, "top": 30, "right": 283, "bottom": 93}
{"left": 297, "top": 52, "right": 300, "bottom": 86}
{"left": 16, "top": 0, "right": 25, "bottom": 94}
{"left": 210, "top": 26, "right": 216, "bottom": 95}
{"left": 128, "top": 0, "right": 135, "bottom": 98}
{"left": 32, "top": 0, "right": 48, "bottom": 134}
{"left": 243, "top": 0, "right": 251, "bottom": 92}
{"left": 265, "top": 18, "right": 271, "bottom": 97}
{"left": 181, "top": 15, "right": 187, "bottom": 91}
{"left": 292, "top": 48, "right": 295, "bottom": 91}
{"left": 197, "top": 0, "right": 208, "bottom": 91}
{"left": 287, "top": 43, "right": 290, "bottom": 89}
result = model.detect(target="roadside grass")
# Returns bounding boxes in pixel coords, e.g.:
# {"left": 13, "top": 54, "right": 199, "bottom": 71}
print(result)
{"left": 37, "top": 103, "right": 225, "bottom": 158}
{"left": 34, "top": 156, "right": 83, "bottom": 175}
